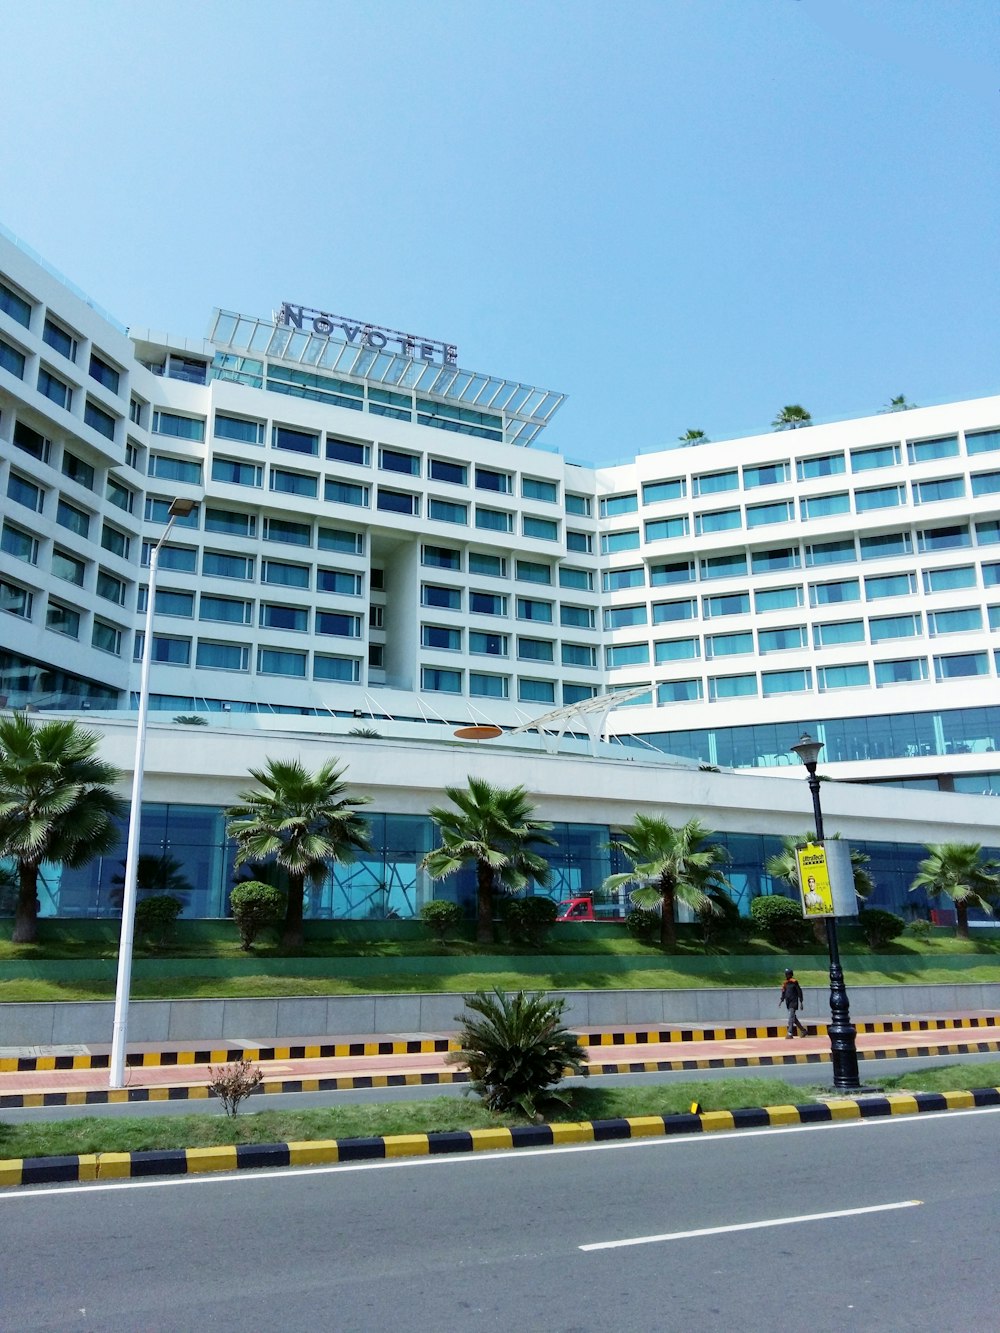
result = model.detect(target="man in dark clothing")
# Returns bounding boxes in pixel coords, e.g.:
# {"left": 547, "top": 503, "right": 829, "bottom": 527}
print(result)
{"left": 780, "top": 967, "right": 807, "bottom": 1038}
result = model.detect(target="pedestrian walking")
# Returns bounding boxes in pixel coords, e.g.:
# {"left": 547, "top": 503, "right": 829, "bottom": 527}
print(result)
{"left": 779, "top": 967, "right": 807, "bottom": 1038}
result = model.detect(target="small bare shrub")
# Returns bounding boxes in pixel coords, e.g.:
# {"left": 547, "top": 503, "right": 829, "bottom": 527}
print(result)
{"left": 208, "top": 1059, "right": 263, "bottom": 1116}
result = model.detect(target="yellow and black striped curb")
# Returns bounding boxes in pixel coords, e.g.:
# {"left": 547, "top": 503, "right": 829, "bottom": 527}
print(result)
{"left": 4, "top": 1037, "right": 999, "bottom": 1110}
{"left": 5, "top": 1015, "right": 997, "bottom": 1073}
{"left": 3, "top": 1085, "right": 999, "bottom": 1190}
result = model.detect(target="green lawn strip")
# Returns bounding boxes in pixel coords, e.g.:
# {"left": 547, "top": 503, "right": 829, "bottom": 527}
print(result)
{"left": 879, "top": 1060, "right": 1000, "bottom": 1094}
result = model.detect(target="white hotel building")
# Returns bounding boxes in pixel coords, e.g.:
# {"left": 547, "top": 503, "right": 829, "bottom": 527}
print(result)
{"left": 1, "top": 225, "right": 998, "bottom": 923}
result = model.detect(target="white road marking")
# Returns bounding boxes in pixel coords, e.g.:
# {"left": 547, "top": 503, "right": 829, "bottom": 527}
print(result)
{"left": 579, "top": 1199, "right": 922, "bottom": 1251}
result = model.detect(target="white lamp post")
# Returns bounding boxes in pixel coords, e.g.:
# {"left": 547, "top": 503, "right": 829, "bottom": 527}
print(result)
{"left": 110, "top": 497, "right": 198, "bottom": 1089}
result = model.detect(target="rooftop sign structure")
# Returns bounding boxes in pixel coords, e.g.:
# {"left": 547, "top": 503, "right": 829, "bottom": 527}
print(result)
{"left": 277, "top": 302, "right": 458, "bottom": 368}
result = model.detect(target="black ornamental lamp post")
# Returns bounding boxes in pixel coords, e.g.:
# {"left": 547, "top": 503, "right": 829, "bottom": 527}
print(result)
{"left": 789, "top": 732, "right": 862, "bottom": 1092}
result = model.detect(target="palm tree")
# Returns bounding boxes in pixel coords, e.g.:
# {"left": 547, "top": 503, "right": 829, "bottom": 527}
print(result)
{"left": 883, "top": 394, "right": 917, "bottom": 412}
{"left": 678, "top": 429, "right": 709, "bottom": 445}
{"left": 772, "top": 404, "right": 812, "bottom": 430}
{"left": 422, "top": 778, "right": 555, "bottom": 945}
{"left": 603, "top": 815, "right": 730, "bottom": 950}
{"left": 225, "top": 758, "right": 372, "bottom": 949}
{"left": 0, "top": 714, "right": 124, "bottom": 943}
{"left": 910, "top": 843, "right": 1000, "bottom": 939}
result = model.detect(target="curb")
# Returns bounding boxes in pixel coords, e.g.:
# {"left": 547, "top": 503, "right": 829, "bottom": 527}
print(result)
{"left": 2, "top": 1085, "right": 999, "bottom": 1190}
{"left": 4, "top": 1038, "right": 1000, "bottom": 1110}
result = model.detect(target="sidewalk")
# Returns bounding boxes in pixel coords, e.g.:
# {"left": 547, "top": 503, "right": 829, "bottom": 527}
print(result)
{"left": 3, "top": 1011, "right": 999, "bottom": 1108}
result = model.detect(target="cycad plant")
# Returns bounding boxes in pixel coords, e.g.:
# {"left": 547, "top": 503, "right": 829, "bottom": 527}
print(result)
{"left": 448, "top": 988, "right": 588, "bottom": 1119}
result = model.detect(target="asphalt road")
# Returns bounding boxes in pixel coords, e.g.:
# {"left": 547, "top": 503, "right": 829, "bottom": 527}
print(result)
{"left": 2, "top": 1106, "right": 997, "bottom": 1331}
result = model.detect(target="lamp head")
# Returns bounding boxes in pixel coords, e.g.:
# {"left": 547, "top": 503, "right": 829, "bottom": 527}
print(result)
{"left": 790, "top": 731, "right": 823, "bottom": 770}
{"left": 167, "top": 497, "right": 197, "bottom": 518}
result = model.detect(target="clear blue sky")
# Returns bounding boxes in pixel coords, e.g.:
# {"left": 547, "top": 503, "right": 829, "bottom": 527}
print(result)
{"left": 2, "top": 0, "right": 997, "bottom": 465}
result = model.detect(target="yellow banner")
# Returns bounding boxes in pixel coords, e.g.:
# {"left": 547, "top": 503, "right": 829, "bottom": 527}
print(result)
{"left": 796, "top": 843, "right": 835, "bottom": 917}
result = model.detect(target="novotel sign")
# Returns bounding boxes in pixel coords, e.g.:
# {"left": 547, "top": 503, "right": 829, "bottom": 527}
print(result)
{"left": 277, "top": 303, "right": 458, "bottom": 367}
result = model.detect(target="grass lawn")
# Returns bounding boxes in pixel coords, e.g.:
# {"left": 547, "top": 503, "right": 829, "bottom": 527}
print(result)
{"left": 2, "top": 1063, "right": 998, "bottom": 1162}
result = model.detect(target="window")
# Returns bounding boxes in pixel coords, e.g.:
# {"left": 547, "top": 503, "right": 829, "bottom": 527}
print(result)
{"left": 422, "top": 625, "right": 462, "bottom": 651}
{"left": 706, "top": 631, "right": 753, "bottom": 658}
{"left": 641, "top": 478, "right": 685, "bottom": 505}
{"left": 0, "top": 280, "right": 32, "bottom": 326}
{"left": 517, "top": 637, "right": 554, "bottom": 662}
{"left": 215, "top": 414, "right": 265, "bottom": 445}
{"left": 146, "top": 635, "right": 191, "bottom": 666}
{"left": 818, "top": 664, "right": 869, "bottom": 691}
{"left": 977, "top": 521, "right": 1000, "bottom": 546}
{"left": 325, "top": 437, "right": 369, "bottom": 466}
{"left": 604, "top": 604, "right": 647, "bottom": 630}
{"left": 476, "top": 506, "right": 513, "bottom": 532}
{"left": 429, "top": 498, "right": 468, "bottom": 524}
{"left": 56, "top": 500, "right": 90, "bottom": 539}
{"left": 870, "top": 613, "right": 921, "bottom": 642}
{"left": 600, "top": 493, "right": 638, "bottom": 517}
{"left": 866, "top": 572, "right": 916, "bottom": 599}
{"left": 152, "top": 589, "right": 194, "bottom": 618}
{"left": 316, "top": 611, "right": 361, "bottom": 637}
{"left": 519, "top": 678, "right": 556, "bottom": 703}
{"left": 523, "top": 515, "right": 558, "bottom": 540}
{"left": 604, "top": 566, "right": 646, "bottom": 591}
{"left": 429, "top": 458, "right": 466, "bottom": 485}
{"left": 797, "top": 452, "right": 844, "bottom": 481}
{"left": 314, "top": 654, "right": 360, "bottom": 682}
{"left": 908, "top": 435, "right": 959, "bottom": 464}
{"left": 516, "top": 560, "right": 551, "bottom": 585}
{"left": 565, "top": 493, "right": 591, "bottom": 516}
{"left": 695, "top": 508, "right": 741, "bottom": 535}
{"left": 0, "top": 335, "right": 25, "bottom": 378}
{"left": 809, "top": 578, "right": 860, "bottom": 607}
{"left": 89, "top": 352, "right": 120, "bottom": 394}
{"left": 1, "top": 523, "right": 36, "bottom": 564}
{"left": 84, "top": 400, "right": 116, "bottom": 440}
{"left": 213, "top": 458, "right": 262, "bottom": 487}
{"left": 559, "top": 565, "right": 593, "bottom": 590}
{"left": 319, "top": 527, "right": 363, "bottom": 555}
{"left": 914, "top": 477, "right": 964, "bottom": 504}
{"left": 806, "top": 538, "right": 855, "bottom": 566}
{"left": 200, "top": 595, "right": 251, "bottom": 624}
{"left": 420, "top": 544, "right": 461, "bottom": 571}
{"left": 800, "top": 492, "right": 850, "bottom": 520}
{"left": 658, "top": 679, "right": 703, "bottom": 703}
{"left": 53, "top": 549, "right": 86, "bottom": 586}
{"left": 196, "top": 642, "right": 250, "bottom": 672}
{"left": 201, "top": 512, "right": 257, "bottom": 546}
{"left": 761, "top": 668, "right": 811, "bottom": 696}
{"left": 693, "top": 470, "right": 738, "bottom": 496}
{"left": 746, "top": 500, "right": 793, "bottom": 528}
{"left": 376, "top": 488, "right": 418, "bottom": 515}
{"left": 149, "top": 454, "right": 201, "bottom": 484}
{"left": 972, "top": 470, "right": 1000, "bottom": 497}
{"left": 560, "top": 604, "right": 595, "bottom": 629}
{"left": 46, "top": 601, "right": 80, "bottom": 638}
{"left": 470, "top": 591, "right": 506, "bottom": 616}
{"left": 562, "top": 643, "right": 597, "bottom": 667}
{"left": 264, "top": 517, "right": 311, "bottom": 546}
{"left": 934, "top": 652, "right": 989, "bottom": 680}
{"left": 317, "top": 568, "right": 362, "bottom": 596}
{"left": 981, "top": 563, "right": 1000, "bottom": 587}
{"left": 59, "top": 451, "right": 95, "bottom": 490}
{"left": 704, "top": 592, "right": 750, "bottom": 617}
{"left": 758, "top": 625, "right": 806, "bottom": 652}
{"left": 709, "top": 674, "right": 757, "bottom": 700}
{"left": 744, "top": 461, "right": 790, "bottom": 488}
{"left": 469, "top": 631, "right": 507, "bottom": 656}
{"left": 203, "top": 550, "right": 254, "bottom": 580}
{"left": 143, "top": 497, "right": 197, "bottom": 529}
{"left": 930, "top": 608, "right": 982, "bottom": 635}
{"left": 379, "top": 448, "right": 420, "bottom": 476}
{"left": 860, "top": 531, "right": 912, "bottom": 561}
{"left": 258, "top": 648, "right": 307, "bottom": 677}
{"left": 751, "top": 547, "right": 800, "bottom": 573}
{"left": 606, "top": 643, "right": 649, "bottom": 668}
{"left": 151, "top": 411, "right": 203, "bottom": 442}
{"left": 874, "top": 658, "right": 927, "bottom": 687}
{"left": 700, "top": 553, "right": 748, "bottom": 581}
{"left": 422, "top": 584, "right": 462, "bottom": 610}
{"left": 475, "top": 467, "right": 511, "bottom": 493}
{"left": 262, "top": 560, "right": 310, "bottom": 589}
{"left": 755, "top": 586, "right": 803, "bottom": 612}
{"left": 563, "top": 682, "right": 597, "bottom": 704}
{"left": 125, "top": 440, "right": 141, "bottom": 470}
{"left": 38, "top": 365, "right": 73, "bottom": 410}
{"left": 855, "top": 484, "right": 906, "bottom": 513}
{"left": 272, "top": 425, "right": 318, "bottom": 455}
{"left": 813, "top": 620, "right": 864, "bottom": 647}
{"left": 654, "top": 638, "right": 699, "bottom": 662}
{"left": 923, "top": 566, "right": 975, "bottom": 593}
{"left": 918, "top": 525, "right": 971, "bottom": 553}
{"left": 421, "top": 667, "right": 462, "bottom": 693}
{"left": 566, "top": 530, "right": 592, "bottom": 553}
{"left": 13, "top": 420, "right": 48, "bottom": 461}
{"left": 521, "top": 477, "right": 557, "bottom": 503}
{"left": 106, "top": 478, "right": 133, "bottom": 513}
{"left": 324, "top": 479, "right": 369, "bottom": 507}
{"left": 7, "top": 473, "right": 43, "bottom": 513}
{"left": 652, "top": 598, "right": 695, "bottom": 623}
{"left": 270, "top": 468, "right": 318, "bottom": 498}
{"left": 0, "top": 574, "right": 33, "bottom": 619}
{"left": 149, "top": 542, "right": 195, "bottom": 572}
{"left": 851, "top": 443, "right": 900, "bottom": 472}
{"left": 516, "top": 597, "right": 553, "bottom": 623}
{"left": 645, "top": 517, "right": 689, "bottom": 541}
{"left": 91, "top": 619, "right": 122, "bottom": 654}
{"left": 966, "top": 429, "right": 1000, "bottom": 456}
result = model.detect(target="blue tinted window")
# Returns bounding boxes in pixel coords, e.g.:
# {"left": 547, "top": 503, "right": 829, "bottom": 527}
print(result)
{"left": 600, "top": 493, "right": 638, "bottom": 516}
{"left": 755, "top": 586, "right": 802, "bottom": 612}
{"left": 215, "top": 414, "right": 264, "bottom": 444}
{"left": 642, "top": 479, "right": 685, "bottom": 504}
{"left": 657, "top": 679, "right": 703, "bottom": 703}
{"left": 645, "top": 517, "right": 688, "bottom": 541}
{"left": 966, "top": 429, "right": 1000, "bottom": 456}
{"left": 710, "top": 674, "right": 757, "bottom": 700}
{"left": 866, "top": 573, "right": 915, "bottom": 598}
{"left": 908, "top": 435, "right": 958, "bottom": 463}
{"left": 855, "top": 485, "right": 904, "bottom": 512}
{"left": 851, "top": 444, "right": 900, "bottom": 472}
{"left": 761, "top": 668, "right": 811, "bottom": 696}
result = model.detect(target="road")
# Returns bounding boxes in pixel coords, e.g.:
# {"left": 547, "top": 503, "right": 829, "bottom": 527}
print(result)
{"left": 2, "top": 1106, "right": 997, "bottom": 1330}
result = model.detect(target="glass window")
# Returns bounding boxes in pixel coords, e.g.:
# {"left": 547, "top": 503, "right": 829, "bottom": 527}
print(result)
{"left": 422, "top": 544, "right": 462, "bottom": 570}
{"left": 314, "top": 654, "right": 360, "bottom": 682}
{"left": 758, "top": 625, "right": 806, "bottom": 652}
{"left": 318, "top": 526, "right": 363, "bottom": 554}
{"left": 923, "top": 566, "right": 975, "bottom": 593}
{"left": 13, "top": 420, "right": 48, "bottom": 461}
{"left": 930, "top": 608, "right": 982, "bottom": 635}
{"left": 1, "top": 522, "right": 36, "bottom": 564}
{"left": 654, "top": 637, "right": 699, "bottom": 662}
{"left": 746, "top": 500, "right": 793, "bottom": 528}
{"left": 0, "top": 335, "right": 26, "bottom": 378}
{"left": 814, "top": 620, "right": 865, "bottom": 647}
{"left": 377, "top": 488, "right": 418, "bottom": 515}
{"left": 144, "top": 496, "right": 198, "bottom": 527}
{"left": 976, "top": 521, "right": 1000, "bottom": 546}
{"left": 89, "top": 352, "right": 120, "bottom": 394}
{"left": 421, "top": 667, "right": 462, "bottom": 693}
{"left": 604, "top": 566, "right": 646, "bottom": 591}
{"left": 559, "top": 565, "right": 593, "bottom": 590}
{"left": 751, "top": 547, "right": 800, "bottom": 573}
{"left": 856, "top": 484, "right": 905, "bottom": 512}
{"left": 658, "top": 679, "right": 703, "bottom": 703}
{"left": 200, "top": 595, "right": 251, "bottom": 624}
{"left": 851, "top": 443, "right": 900, "bottom": 472}
{"left": 818, "top": 664, "right": 869, "bottom": 691}
{"left": 326, "top": 437, "right": 369, "bottom": 466}
{"left": 46, "top": 601, "right": 80, "bottom": 638}
{"left": 106, "top": 478, "right": 133, "bottom": 512}
{"left": 908, "top": 435, "right": 959, "bottom": 464}
{"left": 517, "top": 636, "right": 554, "bottom": 662}
{"left": 866, "top": 572, "right": 916, "bottom": 598}
{"left": 152, "top": 412, "right": 204, "bottom": 442}
{"left": 7, "top": 473, "right": 43, "bottom": 513}
{"left": 475, "top": 468, "right": 511, "bottom": 493}
{"left": 706, "top": 631, "right": 753, "bottom": 657}
{"left": 316, "top": 611, "right": 361, "bottom": 637}
{"left": 52, "top": 549, "right": 85, "bottom": 586}
{"left": 600, "top": 493, "right": 638, "bottom": 516}
{"left": 914, "top": 477, "right": 964, "bottom": 504}
{"left": 258, "top": 648, "right": 307, "bottom": 677}
{"left": 212, "top": 458, "right": 262, "bottom": 486}
{"left": 317, "top": 568, "right": 362, "bottom": 595}
{"left": 38, "top": 367, "right": 72, "bottom": 409}
{"left": 476, "top": 506, "right": 513, "bottom": 532}
{"left": 429, "top": 498, "right": 468, "bottom": 524}
{"left": 934, "top": 652, "right": 989, "bottom": 680}
{"left": 469, "top": 630, "right": 507, "bottom": 656}
{"left": 96, "top": 570, "right": 125, "bottom": 604}
{"left": 270, "top": 468, "right": 318, "bottom": 497}
{"left": 700, "top": 553, "right": 748, "bottom": 580}
{"left": 422, "top": 584, "right": 462, "bottom": 610}
{"left": 153, "top": 589, "right": 194, "bottom": 617}
{"left": 653, "top": 598, "right": 696, "bottom": 623}
{"left": 606, "top": 642, "right": 649, "bottom": 668}
{"left": 562, "top": 643, "right": 597, "bottom": 667}
{"left": 149, "top": 543, "right": 195, "bottom": 572}
{"left": 519, "top": 678, "right": 555, "bottom": 703}
{"left": 523, "top": 515, "right": 558, "bottom": 540}
{"left": 982, "top": 562, "right": 1000, "bottom": 587}
{"left": 870, "top": 613, "right": 921, "bottom": 642}
{"left": 423, "top": 625, "right": 462, "bottom": 651}
{"left": 215, "top": 414, "right": 265, "bottom": 445}
{"left": 918, "top": 525, "right": 971, "bottom": 553}
{"left": 642, "top": 478, "right": 685, "bottom": 504}
{"left": 262, "top": 560, "right": 309, "bottom": 588}
{"left": 60, "top": 451, "right": 95, "bottom": 490}
{"left": 703, "top": 592, "right": 750, "bottom": 617}
{"left": 566, "top": 530, "right": 592, "bottom": 553}
{"left": 516, "top": 597, "right": 553, "bottom": 622}
{"left": 91, "top": 620, "right": 121, "bottom": 654}
{"left": 645, "top": 516, "right": 689, "bottom": 541}
{"left": 264, "top": 517, "right": 311, "bottom": 546}
{"left": 470, "top": 551, "right": 505, "bottom": 577}
{"left": 324, "top": 479, "right": 369, "bottom": 507}
{"left": 874, "top": 658, "right": 928, "bottom": 687}
{"left": 0, "top": 280, "right": 32, "bottom": 326}
{"left": 0, "top": 577, "right": 32, "bottom": 618}
{"left": 196, "top": 641, "right": 250, "bottom": 671}
{"left": 761, "top": 668, "right": 811, "bottom": 697}
{"left": 148, "top": 635, "right": 191, "bottom": 665}
{"left": 429, "top": 458, "right": 466, "bottom": 485}
{"left": 971, "top": 471, "right": 1000, "bottom": 497}
{"left": 806, "top": 538, "right": 855, "bottom": 566}
{"left": 695, "top": 508, "right": 741, "bottom": 535}
{"left": 604, "top": 604, "right": 647, "bottom": 630}
{"left": 565, "top": 493, "right": 591, "bottom": 516}
{"left": 522, "top": 477, "right": 558, "bottom": 503}
{"left": 205, "top": 507, "right": 255, "bottom": 537}
{"left": 801, "top": 492, "right": 850, "bottom": 520}
{"left": 709, "top": 674, "right": 757, "bottom": 700}
{"left": 809, "top": 578, "right": 860, "bottom": 607}
{"left": 755, "top": 586, "right": 803, "bottom": 612}
{"left": 272, "top": 425, "right": 318, "bottom": 455}
{"left": 743, "top": 461, "right": 790, "bottom": 489}
{"left": 203, "top": 550, "right": 254, "bottom": 580}
{"left": 796, "top": 453, "right": 844, "bottom": 480}
{"left": 84, "top": 401, "right": 116, "bottom": 440}
{"left": 601, "top": 529, "right": 641, "bottom": 553}
{"left": 693, "top": 470, "right": 738, "bottom": 496}
{"left": 470, "top": 591, "right": 506, "bottom": 615}
{"left": 56, "top": 500, "right": 90, "bottom": 538}
{"left": 149, "top": 454, "right": 201, "bottom": 484}
{"left": 561, "top": 604, "right": 595, "bottom": 629}
{"left": 966, "top": 429, "right": 1000, "bottom": 456}
{"left": 379, "top": 448, "right": 420, "bottom": 476}
{"left": 563, "top": 682, "right": 597, "bottom": 704}
{"left": 860, "top": 531, "right": 912, "bottom": 561}
{"left": 516, "top": 560, "right": 551, "bottom": 584}
{"left": 989, "top": 606, "right": 1000, "bottom": 631}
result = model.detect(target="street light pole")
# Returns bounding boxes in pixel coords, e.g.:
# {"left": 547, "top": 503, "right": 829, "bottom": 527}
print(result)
{"left": 110, "top": 498, "right": 197, "bottom": 1089}
{"left": 790, "top": 732, "right": 861, "bottom": 1092}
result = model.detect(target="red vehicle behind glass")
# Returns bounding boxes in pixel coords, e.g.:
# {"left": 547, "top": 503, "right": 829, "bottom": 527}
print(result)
{"left": 556, "top": 891, "right": 626, "bottom": 922}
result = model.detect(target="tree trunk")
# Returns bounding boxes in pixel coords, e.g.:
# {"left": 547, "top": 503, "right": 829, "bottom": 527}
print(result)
{"left": 956, "top": 901, "right": 970, "bottom": 940}
{"left": 11, "top": 863, "right": 39, "bottom": 944}
{"left": 476, "top": 862, "right": 495, "bottom": 945}
{"left": 282, "top": 873, "right": 305, "bottom": 950}
{"left": 659, "top": 879, "right": 677, "bottom": 951}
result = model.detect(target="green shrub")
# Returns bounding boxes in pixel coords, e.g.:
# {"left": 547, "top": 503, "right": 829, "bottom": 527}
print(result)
{"left": 498, "top": 895, "right": 559, "bottom": 948}
{"left": 419, "top": 899, "right": 464, "bottom": 945}
{"left": 857, "top": 907, "right": 906, "bottom": 948}
{"left": 229, "top": 881, "right": 285, "bottom": 950}
{"left": 448, "top": 988, "right": 587, "bottom": 1118}
{"left": 625, "top": 906, "right": 660, "bottom": 944}
{"left": 134, "top": 894, "right": 184, "bottom": 948}
{"left": 907, "top": 916, "right": 932, "bottom": 940}
{"left": 749, "top": 894, "right": 810, "bottom": 949}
